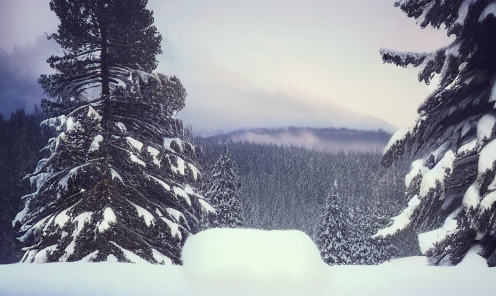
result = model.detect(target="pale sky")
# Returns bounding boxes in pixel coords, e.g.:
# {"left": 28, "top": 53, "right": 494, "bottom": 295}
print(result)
{"left": 0, "top": 0, "right": 452, "bottom": 134}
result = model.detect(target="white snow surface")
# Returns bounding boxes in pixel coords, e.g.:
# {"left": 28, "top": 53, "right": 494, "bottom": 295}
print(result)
{"left": 147, "top": 146, "right": 161, "bottom": 167}
{"left": 456, "top": 0, "right": 472, "bottom": 26}
{"left": 115, "top": 121, "right": 127, "bottom": 132}
{"left": 419, "top": 150, "right": 455, "bottom": 198}
{"left": 463, "top": 181, "right": 481, "bottom": 209}
{"left": 54, "top": 208, "right": 71, "bottom": 228}
{"left": 88, "top": 134, "right": 103, "bottom": 152}
{"left": 130, "top": 202, "right": 155, "bottom": 227}
{"left": 147, "top": 174, "right": 171, "bottom": 191}
{"left": 97, "top": 207, "right": 116, "bottom": 233}
{"left": 183, "top": 229, "right": 329, "bottom": 292}
{"left": 152, "top": 249, "right": 173, "bottom": 265}
{"left": 384, "top": 127, "right": 410, "bottom": 153}
{"left": 173, "top": 186, "right": 192, "bottom": 206}
{"left": 161, "top": 217, "right": 182, "bottom": 239}
{"left": 480, "top": 191, "right": 496, "bottom": 210}
{"left": 373, "top": 195, "right": 420, "bottom": 237}
{"left": 72, "top": 212, "right": 93, "bottom": 238}
{"left": 65, "top": 116, "right": 79, "bottom": 132}
{"left": 416, "top": 1, "right": 435, "bottom": 26}
{"left": 190, "top": 164, "right": 200, "bottom": 180}
{"left": 479, "top": 138, "right": 496, "bottom": 174}
{"left": 476, "top": 114, "right": 496, "bottom": 141}
{"left": 170, "top": 155, "right": 186, "bottom": 175}
{"left": 166, "top": 207, "right": 184, "bottom": 222}
{"left": 417, "top": 209, "right": 460, "bottom": 254}
{"left": 164, "top": 137, "right": 182, "bottom": 152}
{"left": 109, "top": 241, "right": 149, "bottom": 264}
{"left": 457, "top": 139, "right": 477, "bottom": 154}
{"left": 479, "top": 2, "right": 496, "bottom": 22}
{"left": 59, "top": 165, "right": 86, "bottom": 191}
{"left": 86, "top": 105, "right": 102, "bottom": 121}
{"left": 32, "top": 245, "right": 58, "bottom": 264}
{"left": 126, "top": 137, "right": 143, "bottom": 151}
{"left": 1, "top": 228, "right": 495, "bottom": 296}
{"left": 198, "top": 198, "right": 216, "bottom": 214}
{"left": 129, "top": 153, "right": 146, "bottom": 167}
{"left": 490, "top": 80, "right": 496, "bottom": 103}
{"left": 405, "top": 159, "right": 428, "bottom": 188}
{"left": 110, "top": 168, "right": 123, "bottom": 181}
{"left": 29, "top": 171, "right": 51, "bottom": 190}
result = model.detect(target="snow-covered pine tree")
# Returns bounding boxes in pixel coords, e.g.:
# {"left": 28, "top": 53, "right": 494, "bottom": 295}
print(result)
{"left": 375, "top": 0, "right": 496, "bottom": 266}
{"left": 317, "top": 181, "right": 353, "bottom": 265}
{"left": 13, "top": 0, "right": 214, "bottom": 264}
{"left": 203, "top": 146, "right": 243, "bottom": 228}
{"left": 14, "top": 71, "right": 214, "bottom": 264}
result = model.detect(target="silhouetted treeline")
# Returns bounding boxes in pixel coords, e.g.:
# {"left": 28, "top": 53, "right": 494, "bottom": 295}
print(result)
{"left": 0, "top": 109, "right": 49, "bottom": 263}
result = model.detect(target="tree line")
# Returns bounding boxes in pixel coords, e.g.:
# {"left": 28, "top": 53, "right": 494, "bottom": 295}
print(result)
{"left": 195, "top": 137, "right": 421, "bottom": 264}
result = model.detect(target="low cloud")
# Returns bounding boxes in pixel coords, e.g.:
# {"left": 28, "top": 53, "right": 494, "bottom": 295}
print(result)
{"left": 0, "top": 36, "right": 58, "bottom": 118}
{"left": 230, "top": 130, "right": 389, "bottom": 153}
{"left": 156, "top": 39, "right": 397, "bottom": 136}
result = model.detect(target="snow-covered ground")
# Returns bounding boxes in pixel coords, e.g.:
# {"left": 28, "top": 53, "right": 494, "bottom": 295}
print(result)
{"left": 1, "top": 229, "right": 494, "bottom": 296}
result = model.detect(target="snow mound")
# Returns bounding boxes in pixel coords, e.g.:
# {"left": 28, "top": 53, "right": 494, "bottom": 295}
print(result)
{"left": 182, "top": 228, "right": 328, "bottom": 293}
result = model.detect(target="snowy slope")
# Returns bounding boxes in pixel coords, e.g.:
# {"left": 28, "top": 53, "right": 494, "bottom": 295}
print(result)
{"left": 0, "top": 229, "right": 494, "bottom": 296}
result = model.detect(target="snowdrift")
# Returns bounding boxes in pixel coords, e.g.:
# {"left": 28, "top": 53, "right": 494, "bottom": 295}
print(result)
{"left": 183, "top": 229, "right": 329, "bottom": 294}
{"left": 0, "top": 229, "right": 494, "bottom": 296}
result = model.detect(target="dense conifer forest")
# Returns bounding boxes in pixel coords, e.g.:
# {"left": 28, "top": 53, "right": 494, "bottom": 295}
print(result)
{"left": 1, "top": 119, "right": 421, "bottom": 264}
{"left": 195, "top": 130, "right": 421, "bottom": 263}
{"left": 0, "top": 110, "right": 48, "bottom": 263}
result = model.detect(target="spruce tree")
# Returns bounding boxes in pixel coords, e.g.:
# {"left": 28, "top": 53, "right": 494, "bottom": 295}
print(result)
{"left": 204, "top": 146, "right": 243, "bottom": 228}
{"left": 14, "top": 1, "right": 213, "bottom": 264}
{"left": 376, "top": 0, "right": 496, "bottom": 266}
{"left": 317, "top": 181, "right": 353, "bottom": 265}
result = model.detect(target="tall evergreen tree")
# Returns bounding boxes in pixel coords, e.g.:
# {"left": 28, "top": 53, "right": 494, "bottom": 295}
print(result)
{"left": 376, "top": 0, "right": 496, "bottom": 266}
{"left": 15, "top": 71, "right": 214, "bottom": 264}
{"left": 204, "top": 146, "right": 243, "bottom": 228}
{"left": 14, "top": 1, "right": 213, "bottom": 264}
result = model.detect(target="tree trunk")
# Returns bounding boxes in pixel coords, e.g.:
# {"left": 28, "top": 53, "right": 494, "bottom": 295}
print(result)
{"left": 98, "top": 0, "right": 111, "bottom": 178}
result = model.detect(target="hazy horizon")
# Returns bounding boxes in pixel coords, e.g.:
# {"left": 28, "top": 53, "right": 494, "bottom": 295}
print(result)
{"left": 0, "top": 0, "right": 453, "bottom": 134}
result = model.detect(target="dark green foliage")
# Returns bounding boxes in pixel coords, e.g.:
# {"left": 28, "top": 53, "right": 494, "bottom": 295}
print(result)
{"left": 16, "top": 73, "right": 208, "bottom": 264}
{"left": 317, "top": 183, "right": 353, "bottom": 265}
{"left": 39, "top": 0, "right": 162, "bottom": 100}
{"left": 379, "top": 0, "right": 496, "bottom": 266}
{"left": 0, "top": 109, "right": 48, "bottom": 263}
{"left": 203, "top": 146, "right": 243, "bottom": 228}
{"left": 196, "top": 134, "right": 420, "bottom": 263}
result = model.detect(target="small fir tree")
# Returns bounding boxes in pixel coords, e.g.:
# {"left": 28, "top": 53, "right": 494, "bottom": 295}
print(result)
{"left": 204, "top": 146, "right": 243, "bottom": 228}
{"left": 317, "top": 181, "right": 353, "bottom": 265}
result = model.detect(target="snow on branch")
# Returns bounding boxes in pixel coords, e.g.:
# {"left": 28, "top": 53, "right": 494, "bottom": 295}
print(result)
{"left": 479, "top": 3, "right": 496, "bottom": 22}
{"left": 380, "top": 48, "right": 426, "bottom": 68}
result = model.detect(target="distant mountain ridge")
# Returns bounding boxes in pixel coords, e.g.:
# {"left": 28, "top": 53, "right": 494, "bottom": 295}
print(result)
{"left": 199, "top": 127, "right": 392, "bottom": 152}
